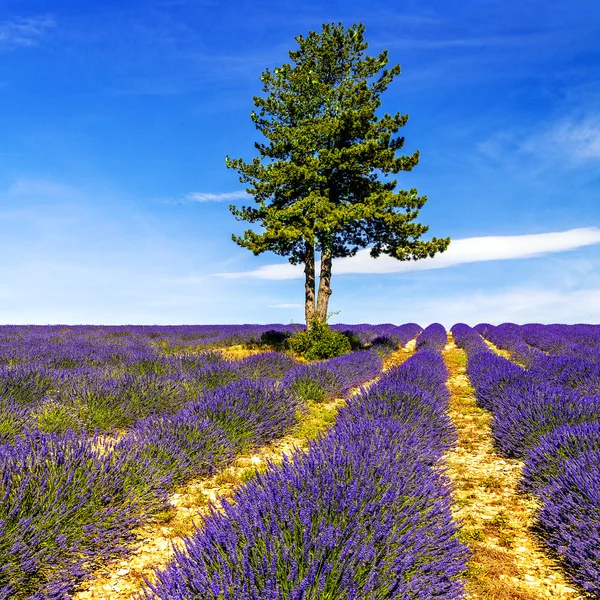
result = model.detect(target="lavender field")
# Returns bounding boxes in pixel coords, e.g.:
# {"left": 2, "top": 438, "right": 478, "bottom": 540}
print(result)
{"left": 1, "top": 322, "right": 599, "bottom": 599}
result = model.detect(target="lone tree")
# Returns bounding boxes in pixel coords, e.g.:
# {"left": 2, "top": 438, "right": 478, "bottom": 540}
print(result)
{"left": 226, "top": 22, "right": 450, "bottom": 326}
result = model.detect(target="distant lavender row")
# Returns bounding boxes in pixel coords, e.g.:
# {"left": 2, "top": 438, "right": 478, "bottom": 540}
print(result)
{"left": 0, "top": 318, "right": 418, "bottom": 441}
{"left": 332, "top": 322, "right": 422, "bottom": 347}
{"left": 474, "top": 322, "right": 545, "bottom": 366}
{"left": 0, "top": 347, "right": 386, "bottom": 444}
{"left": 476, "top": 322, "right": 600, "bottom": 365}
{"left": 452, "top": 323, "right": 600, "bottom": 596}
{"left": 474, "top": 323, "right": 600, "bottom": 396}
{"left": 143, "top": 329, "right": 469, "bottom": 600}
{"left": 415, "top": 322, "right": 447, "bottom": 352}
{"left": 517, "top": 323, "right": 600, "bottom": 361}
{"left": 0, "top": 351, "right": 298, "bottom": 443}
{"left": 282, "top": 351, "right": 383, "bottom": 403}
{"left": 0, "top": 323, "right": 422, "bottom": 366}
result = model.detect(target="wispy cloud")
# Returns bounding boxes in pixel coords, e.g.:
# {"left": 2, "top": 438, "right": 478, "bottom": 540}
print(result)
{"left": 478, "top": 114, "right": 600, "bottom": 168}
{"left": 0, "top": 16, "right": 55, "bottom": 48}
{"left": 383, "top": 34, "right": 550, "bottom": 50}
{"left": 519, "top": 114, "right": 600, "bottom": 164}
{"left": 154, "top": 192, "right": 252, "bottom": 205}
{"left": 168, "top": 275, "right": 205, "bottom": 284}
{"left": 216, "top": 228, "right": 600, "bottom": 280}
{"left": 186, "top": 191, "right": 250, "bottom": 203}
{"left": 157, "top": 190, "right": 252, "bottom": 205}
{"left": 8, "top": 178, "right": 83, "bottom": 200}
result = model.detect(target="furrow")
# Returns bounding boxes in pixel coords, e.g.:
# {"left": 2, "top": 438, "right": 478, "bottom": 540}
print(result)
{"left": 442, "top": 335, "right": 583, "bottom": 600}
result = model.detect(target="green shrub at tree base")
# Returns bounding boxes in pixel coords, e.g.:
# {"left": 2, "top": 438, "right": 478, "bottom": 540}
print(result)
{"left": 287, "top": 321, "right": 352, "bottom": 360}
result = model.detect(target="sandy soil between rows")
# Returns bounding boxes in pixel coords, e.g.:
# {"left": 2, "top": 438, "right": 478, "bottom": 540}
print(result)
{"left": 442, "top": 335, "right": 585, "bottom": 599}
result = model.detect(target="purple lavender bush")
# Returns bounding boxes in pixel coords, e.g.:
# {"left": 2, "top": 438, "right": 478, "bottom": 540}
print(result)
{"left": 141, "top": 332, "right": 468, "bottom": 600}
{"left": 521, "top": 422, "right": 600, "bottom": 494}
{"left": 236, "top": 351, "right": 299, "bottom": 380}
{"left": 518, "top": 324, "right": 571, "bottom": 355}
{"left": 527, "top": 355, "right": 600, "bottom": 394}
{"left": 535, "top": 451, "right": 600, "bottom": 595}
{"left": 49, "top": 372, "right": 188, "bottom": 434}
{"left": 367, "top": 334, "right": 398, "bottom": 357}
{"left": 332, "top": 323, "right": 422, "bottom": 347}
{"left": 182, "top": 361, "right": 240, "bottom": 392}
{"left": 385, "top": 347, "right": 450, "bottom": 405}
{"left": 451, "top": 323, "right": 489, "bottom": 357}
{"left": 415, "top": 322, "right": 447, "bottom": 352}
{"left": 281, "top": 351, "right": 382, "bottom": 403}
{"left": 336, "top": 379, "right": 456, "bottom": 455}
{"left": 181, "top": 379, "right": 304, "bottom": 450}
{"left": 115, "top": 414, "right": 236, "bottom": 511}
{"left": 0, "top": 430, "right": 143, "bottom": 599}
{"left": 475, "top": 323, "right": 543, "bottom": 367}
{"left": 0, "top": 363, "right": 59, "bottom": 406}
{"left": 491, "top": 381, "right": 600, "bottom": 458}
{"left": 465, "top": 351, "right": 524, "bottom": 410}
{"left": 0, "top": 396, "right": 34, "bottom": 444}
{"left": 113, "top": 377, "right": 304, "bottom": 511}
{"left": 143, "top": 418, "right": 468, "bottom": 600}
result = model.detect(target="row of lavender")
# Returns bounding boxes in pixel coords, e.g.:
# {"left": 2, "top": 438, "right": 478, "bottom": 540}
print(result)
{"left": 516, "top": 323, "right": 600, "bottom": 361}
{"left": 1, "top": 351, "right": 294, "bottom": 443}
{"left": 452, "top": 323, "right": 600, "bottom": 596}
{"left": 1, "top": 325, "right": 415, "bottom": 598}
{"left": 0, "top": 323, "right": 418, "bottom": 365}
{"left": 1, "top": 323, "right": 422, "bottom": 444}
{"left": 1, "top": 345, "right": 396, "bottom": 445}
{"left": 142, "top": 323, "right": 469, "bottom": 600}
{"left": 475, "top": 322, "right": 600, "bottom": 365}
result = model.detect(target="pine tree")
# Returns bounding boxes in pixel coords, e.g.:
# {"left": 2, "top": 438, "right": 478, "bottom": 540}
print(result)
{"left": 226, "top": 21, "right": 450, "bottom": 326}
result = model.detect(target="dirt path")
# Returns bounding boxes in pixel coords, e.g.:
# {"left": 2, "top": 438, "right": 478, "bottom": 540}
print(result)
{"left": 442, "top": 334, "right": 584, "bottom": 599}
{"left": 73, "top": 343, "right": 415, "bottom": 599}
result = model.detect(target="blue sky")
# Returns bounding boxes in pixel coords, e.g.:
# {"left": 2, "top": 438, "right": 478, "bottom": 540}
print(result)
{"left": 1, "top": 0, "right": 599, "bottom": 326}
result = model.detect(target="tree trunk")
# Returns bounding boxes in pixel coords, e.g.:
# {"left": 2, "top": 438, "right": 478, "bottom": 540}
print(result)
{"left": 315, "top": 246, "right": 332, "bottom": 323}
{"left": 304, "top": 241, "right": 316, "bottom": 327}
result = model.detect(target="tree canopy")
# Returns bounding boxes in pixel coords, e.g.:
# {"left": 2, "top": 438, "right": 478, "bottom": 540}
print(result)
{"left": 226, "top": 21, "right": 450, "bottom": 325}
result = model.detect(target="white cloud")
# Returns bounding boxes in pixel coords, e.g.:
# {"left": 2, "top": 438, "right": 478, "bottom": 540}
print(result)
{"left": 216, "top": 228, "right": 600, "bottom": 280}
{"left": 519, "top": 114, "right": 600, "bottom": 164}
{"left": 0, "top": 16, "right": 55, "bottom": 48}
{"left": 385, "top": 34, "right": 545, "bottom": 50}
{"left": 221, "top": 262, "right": 304, "bottom": 280}
{"left": 8, "top": 178, "right": 83, "bottom": 200}
{"left": 185, "top": 191, "right": 250, "bottom": 203}
{"left": 479, "top": 114, "right": 600, "bottom": 168}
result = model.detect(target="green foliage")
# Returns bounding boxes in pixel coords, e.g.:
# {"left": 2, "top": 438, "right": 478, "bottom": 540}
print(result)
{"left": 287, "top": 376, "right": 330, "bottom": 403}
{"left": 340, "top": 329, "right": 363, "bottom": 351}
{"left": 287, "top": 320, "right": 351, "bottom": 360}
{"left": 80, "top": 395, "right": 130, "bottom": 433}
{"left": 35, "top": 402, "right": 83, "bottom": 436}
{"left": 103, "top": 330, "right": 131, "bottom": 339}
{"left": 258, "top": 329, "right": 292, "bottom": 350}
{"left": 225, "top": 21, "right": 450, "bottom": 269}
